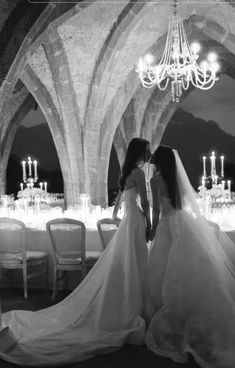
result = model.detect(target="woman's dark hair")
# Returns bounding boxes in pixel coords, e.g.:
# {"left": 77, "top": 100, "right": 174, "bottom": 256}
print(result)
{"left": 151, "top": 145, "right": 181, "bottom": 209}
{"left": 119, "top": 138, "right": 150, "bottom": 192}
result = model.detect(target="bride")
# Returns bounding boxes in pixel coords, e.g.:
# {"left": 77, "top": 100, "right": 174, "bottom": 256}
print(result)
{"left": 145, "top": 145, "right": 235, "bottom": 368}
{"left": 0, "top": 138, "right": 151, "bottom": 366}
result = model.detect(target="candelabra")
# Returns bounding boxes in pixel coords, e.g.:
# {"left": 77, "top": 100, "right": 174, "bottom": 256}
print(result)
{"left": 21, "top": 156, "right": 38, "bottom": 190}
{"left": 201, "top": 151, "right": 224, "bottom": 186}
{"left": 200, "top": 150, "right": 231, "bottom": 202}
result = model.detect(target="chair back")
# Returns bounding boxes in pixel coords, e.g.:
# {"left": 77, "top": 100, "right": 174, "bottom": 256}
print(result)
{"left": 96, "top": 218, "right": 118, "bottom": 249}
{"left": 46, "top": 218, "right": 86, "bottom": 261}
{"left": 0, "top": 217, "right": 26, "bottom": 258}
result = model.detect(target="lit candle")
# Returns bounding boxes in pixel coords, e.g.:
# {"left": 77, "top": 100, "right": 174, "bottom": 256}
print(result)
{"left": 210, "top": 151, "right": 216, "bottom": 176}
{"left": 39, "top": 182, "right": 43, "bottom": 190}
{"left": 203, "top": 156, "right": 206, "bottom": 177}
{"left": 201, "top": 176, "right": 205, "bottom": 187}
{"left": 28, "top": 157, "right": 32, "bottom": 176}
{"left": 33, "top": 160, "right": 38, "bottom": 180}
{"left": 22, "top": 160, "right": 26, "bottom": 181}
{"left": 214, "top": 175, "right": 218, "bottom": 185}
{"left": 20, "top": 183, "right": 23, "bottom": 191}
{"left": 228, "top": 180, "right": 231, "bottom": 197}
{"left": 221, "top": 180, "right": 225, "bottom": 190}
{"left": 80, "top": 194, "right": 90, "bottom": 209}
{"left": 220, "top": 155, "right": 224, "bottom": 177}
{"left": 27, "top": 183, "right": 30, "bottom": 189}
{"left": 44, "top": 182, "right": 47, "bottom": 193}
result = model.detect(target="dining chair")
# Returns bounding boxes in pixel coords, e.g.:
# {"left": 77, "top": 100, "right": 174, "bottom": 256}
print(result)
{"left": 0, "top": 217, "right": 48, "bottom": 299}
{"left": 96, "top": 218, "right": 118, "bottom": 250}
{"left": 46, "top": 218, "right": 88, "bottom": 300}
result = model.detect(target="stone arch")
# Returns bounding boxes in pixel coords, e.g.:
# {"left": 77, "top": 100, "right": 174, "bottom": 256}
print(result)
{"left": 42, "top": 29, "right": 85, "bottom": 204}
{"left": 0, "top": 3, "right": 76, "bottom": 199}
{"left": 2, "top": 1, "right": 235, "bottom": 205}
{"left": 0, "top": 93, "right": 35, "bottom": 194}
{"left": 19, "top": 63, "right": 72, "bottom": 205}
{"left": 0, "top": 4, "right": 55, "bottom": 140}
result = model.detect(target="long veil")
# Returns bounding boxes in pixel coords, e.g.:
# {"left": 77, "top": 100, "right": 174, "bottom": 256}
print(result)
{"left": 173, "top": 150, "right": 202, "bottom": 217}
{"left": 146, "top": 149, "right": 235, "bottom": 368}
{"left": 173, "top": 149, "right": 235, "bottom": 270}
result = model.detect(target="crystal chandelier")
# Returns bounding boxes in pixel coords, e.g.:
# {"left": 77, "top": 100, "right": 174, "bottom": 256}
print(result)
{"left": 136, "top": 0, "right": 220, "bottom": 102}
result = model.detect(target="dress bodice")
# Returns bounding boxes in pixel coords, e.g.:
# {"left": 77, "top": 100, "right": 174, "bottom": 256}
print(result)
{"left": 122, "top": 188, "right": 140, "bottom": 211}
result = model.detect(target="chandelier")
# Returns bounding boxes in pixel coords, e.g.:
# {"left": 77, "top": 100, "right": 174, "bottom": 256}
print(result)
{"left": 136, "top": 0, "right": 220, "bottom": 102}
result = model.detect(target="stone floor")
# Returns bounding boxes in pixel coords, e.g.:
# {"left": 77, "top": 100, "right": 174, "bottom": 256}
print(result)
{"left": 0, "top": 288, "right": 200, "bottom": 368}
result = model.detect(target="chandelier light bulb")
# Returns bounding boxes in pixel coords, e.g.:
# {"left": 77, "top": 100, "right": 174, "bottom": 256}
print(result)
{"left": 137, "top": 57, "right": 145, "bottom": 72}
{"left": 153, "top": 64, "right": 162, "bottom": 74}
{"left": 207, "top": 52, "right": 218, "bottom": 63}
{"left": 191, "top": 41, "right": 201, "bottom": 54}
{"left": 143, "top": 53, "right": 155, "bottom": 65}
{"left": 199, "top": 60, "right": 209, "bottom": 70}
{"left": 210, "top": 61, "right": 220, "bottom": 73}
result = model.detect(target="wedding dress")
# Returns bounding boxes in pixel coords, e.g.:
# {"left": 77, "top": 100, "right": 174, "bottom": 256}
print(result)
{"left": 0, "top": 187, "right": 148, "bottom": 366}
{"left": 145, "top": 151, "right": 235, "bottom": 368}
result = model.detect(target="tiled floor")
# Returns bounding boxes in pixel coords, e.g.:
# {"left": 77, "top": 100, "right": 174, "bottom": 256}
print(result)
{"left": 0, "top": 288, "right": 199, "bottom": 368}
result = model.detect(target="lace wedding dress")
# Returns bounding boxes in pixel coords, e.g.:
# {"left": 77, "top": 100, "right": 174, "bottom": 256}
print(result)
{"left": 0, "top": 188, "right": 148, "bottom": 366}
{"left": 145, "top": 151, "right": 235, "bottom": 368}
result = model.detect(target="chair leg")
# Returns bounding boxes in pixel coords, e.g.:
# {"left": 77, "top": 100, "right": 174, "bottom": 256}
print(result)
{"left": 44, "top": 261, "right": 48, "bottom": 290}
{"left": 65, "top": 271, "right": 68, "bottom": 291}
{"left": 52, "top": 266, "right": 57, "bottom": 301}
{"left": 82, "top": 265, "right": 86, "bottom": 279}
{"left": 23, "top": 265, "right": 27, "bottom": 299}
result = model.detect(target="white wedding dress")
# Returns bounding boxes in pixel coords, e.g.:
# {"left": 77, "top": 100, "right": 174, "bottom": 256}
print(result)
{"left": 145, "top": 151, "right": 235, "bottom": 368}
{"left": 0, "top": 187, "right": 148, "bottom": 366}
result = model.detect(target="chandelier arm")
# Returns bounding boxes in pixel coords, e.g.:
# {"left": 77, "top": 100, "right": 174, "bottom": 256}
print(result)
{"left": 182, "top": 74, "right": 190, "bottom": 90}
{"left": 157, "top": 77, "right": 170, "bottom": 90}
{"left": 196, "top": 77, "right": 216, "bottom": 89}
{"left": 196, "top": 67, "right": 214, "bottom": 82}
{"left": 191, "top": 69, "right": 216, "bottom": 89}
{"left": 147, "top": 72, "right": 159, "bottom": 84}
{"left": 192, "top": 78, "right": 216, "bottom": 90}
{"left": 139, "top": 76, "right": 155, "bottom": 88}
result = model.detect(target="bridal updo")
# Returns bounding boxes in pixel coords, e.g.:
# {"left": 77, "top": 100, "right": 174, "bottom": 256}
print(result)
{"left": 119, "top": 138, "right": 150, "bottom": 192}
{"left": 151, "top": 145, "right": 181, "bottom": 209}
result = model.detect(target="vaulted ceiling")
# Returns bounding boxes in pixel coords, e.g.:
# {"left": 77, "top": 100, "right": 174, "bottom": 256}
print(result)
{"left": 0, "top": 0, "right": 235, "bottom": 205}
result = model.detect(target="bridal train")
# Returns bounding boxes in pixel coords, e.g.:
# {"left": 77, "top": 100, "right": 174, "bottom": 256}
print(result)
{"left": 0, "top": 188, "right": 148, "bottom": 366}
